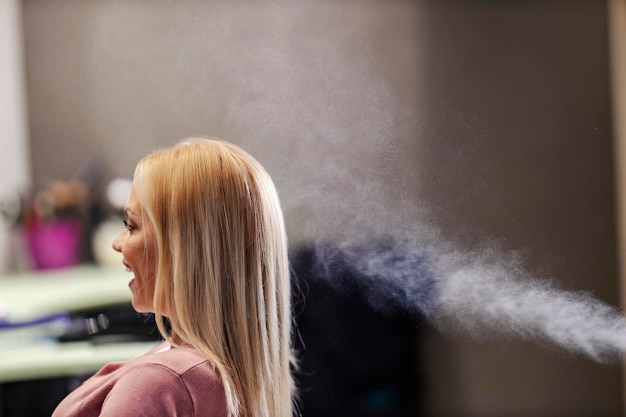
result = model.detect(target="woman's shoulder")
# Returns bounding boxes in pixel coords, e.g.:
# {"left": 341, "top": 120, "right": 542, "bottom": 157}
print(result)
{"left": 107, "top": 345, "right": 226, "bottom": 416}
{"left": 133, "top": 344, "right": 220, "bottom": 380}
{"left": 54, "top": 344, "right": 227, "bottom": 417}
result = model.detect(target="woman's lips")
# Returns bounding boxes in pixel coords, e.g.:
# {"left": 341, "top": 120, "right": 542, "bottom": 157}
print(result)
{"left": 123, "top": 261, "right": 135, "bottom": 287}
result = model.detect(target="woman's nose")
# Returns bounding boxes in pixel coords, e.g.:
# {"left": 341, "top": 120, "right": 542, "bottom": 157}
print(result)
{"left": 112, "top": 230, "right": 125, "bottom": 253}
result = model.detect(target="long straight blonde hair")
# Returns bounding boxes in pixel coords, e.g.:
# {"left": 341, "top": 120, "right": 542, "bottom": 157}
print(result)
{"left": 133, "top": 138, "right": 295, "bottom": 417}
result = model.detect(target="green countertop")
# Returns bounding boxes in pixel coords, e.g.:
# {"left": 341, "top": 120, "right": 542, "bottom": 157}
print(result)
{"left": 0, "top": 340, "right": 159, "bottom": 383}
{"left": 0, "top": 265, "right": 132, "bottom": 322}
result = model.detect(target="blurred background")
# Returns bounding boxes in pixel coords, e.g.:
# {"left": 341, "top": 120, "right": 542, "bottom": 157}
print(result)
{"left": 1, "top": 0, "right": 626, "bottom": 416}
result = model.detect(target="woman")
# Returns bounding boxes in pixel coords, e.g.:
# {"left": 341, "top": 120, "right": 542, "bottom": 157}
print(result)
{"left": 53, "top": 138, "right": 296, "bottom": 417}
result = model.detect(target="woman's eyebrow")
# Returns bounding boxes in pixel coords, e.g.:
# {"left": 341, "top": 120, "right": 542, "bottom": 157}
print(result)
{"left": 124, "top": 208, "right": 139, "bottom": 217}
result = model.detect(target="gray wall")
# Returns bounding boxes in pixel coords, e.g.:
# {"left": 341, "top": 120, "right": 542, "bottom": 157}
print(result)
{"left": 414, "top": 3, "right": 621, "bottom": 415}
{"left": 22, "top": 0, "right": 622, "bottom": 415}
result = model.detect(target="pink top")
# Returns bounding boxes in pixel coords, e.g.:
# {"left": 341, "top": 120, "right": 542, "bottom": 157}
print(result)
{"left": 52, "top": 342, "right": 227, "bottom": 417}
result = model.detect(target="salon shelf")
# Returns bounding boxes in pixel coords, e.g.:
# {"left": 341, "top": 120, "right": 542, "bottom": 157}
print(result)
{"left": 0, "top": 265, "right": 157, "bottom": 385}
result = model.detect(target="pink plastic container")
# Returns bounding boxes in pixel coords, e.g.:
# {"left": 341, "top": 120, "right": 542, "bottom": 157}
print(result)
{"left": 26, "top": 219, "right": 82, "bottom": 270}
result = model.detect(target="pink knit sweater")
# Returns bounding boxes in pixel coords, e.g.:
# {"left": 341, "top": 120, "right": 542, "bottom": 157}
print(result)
{"left": 52, "top": 342, "right": 227, "bottom": 417}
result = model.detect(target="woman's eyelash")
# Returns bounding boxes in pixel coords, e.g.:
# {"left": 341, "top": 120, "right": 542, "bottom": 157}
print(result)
{"left": 123, "top": 219, "right": 136, "bottom": 231}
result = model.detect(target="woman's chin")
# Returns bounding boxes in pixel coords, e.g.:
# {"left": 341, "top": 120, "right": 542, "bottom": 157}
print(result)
{"left": 128, "top": 278, "right": 155, "bottom": 313}
{"left": 131, "top": 299, "right": 152, "bottom": 313}
{"left": 130, "top": 291, "right": 151, "bottom": 313}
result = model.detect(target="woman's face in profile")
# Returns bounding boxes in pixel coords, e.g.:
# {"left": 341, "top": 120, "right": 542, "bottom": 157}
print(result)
{"left": 112, "top": 185, "right": 157, "bottom": 313}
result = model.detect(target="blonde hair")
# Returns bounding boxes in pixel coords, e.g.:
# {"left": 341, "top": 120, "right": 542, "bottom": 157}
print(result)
{"left": 133, "top": 138, "right": 295, "bottom": 417}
